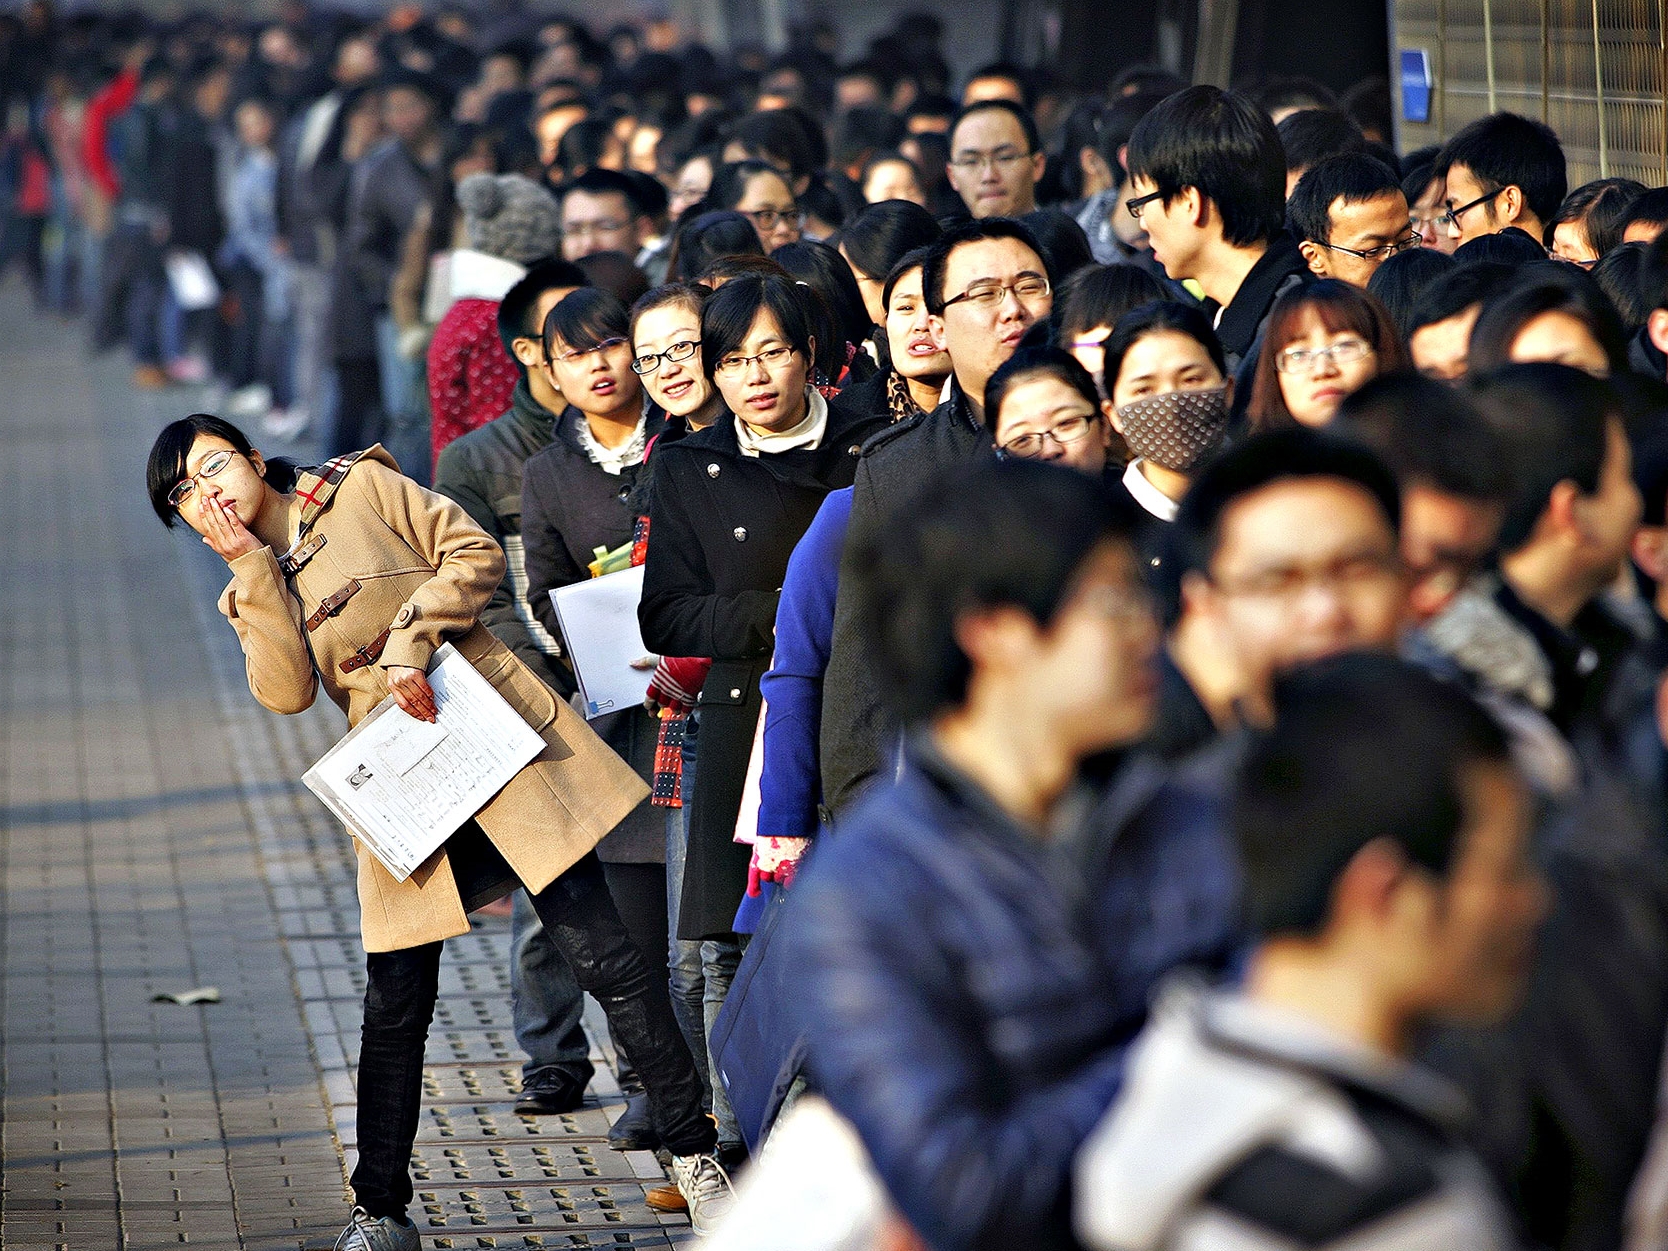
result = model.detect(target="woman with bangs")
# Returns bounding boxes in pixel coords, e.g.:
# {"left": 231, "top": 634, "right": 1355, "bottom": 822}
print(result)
{"left": 520, "top": 290, "right": 678, "bottom": 1135}
{"left": 639, "top": 272, "right": 887, "bottom": 962}
{"left": 1246, "top": 280, "right": 1405, "bottom": 431}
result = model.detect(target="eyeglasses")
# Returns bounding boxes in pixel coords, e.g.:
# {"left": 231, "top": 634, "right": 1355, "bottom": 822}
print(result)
{"left": 1125, "top": 189, "right": 1164, "bottom": 219}
{"left": 167, "top": 447, "right": 239, "bottom": 508}
{"left": 942, "top": 274, "right": 1051, "bottom": 311}
{"left": 714, "top": 344, "right": 796, "bottom": 377}
{"left": 1274, "top": 338, "right": 1374, "bottom": 374}
{"left": 1213, "top": 551, "right": 1402, "bottom": 602}
{"left": 1441, "top": 187, "right": 1503, "bottom": 230}
{"left": 631, "top": 339, "right": 700, "bottom": 375}
{"left": 996, "top": 412, "right": 1100, "bottom": 459}
{"left": 563, "top": 218, "right": 630, "bottom": 237}
{"left": 551, "top": 336, "right": 629, "bottom": 364}
{"left": 740, "top": 207, "right": 803, "bottom": 231}
{"left": 1319, "top": 232, "right": 1422, "bottom": 262}
{"left": 948, "top": 147, "right": 1034, "bottom": 173}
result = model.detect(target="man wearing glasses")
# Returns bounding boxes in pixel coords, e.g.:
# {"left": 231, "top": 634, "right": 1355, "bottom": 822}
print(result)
{"left": 821, "top": 218, "right": 1056, "bottom": 814}
{"left": 945, "top": 100, "right": 1046, "bottom": 219}
{"left": 1122, "top": 86, "right": 1308, "bottom": 405}
{"left": 559, "top": 169, "right": 656, "bottom": 263}
{"left": 1290, "top": 153, "right": 1417, "bottom": 288}
{"left": 1434, "top": 112, "right": 1566, "bottom": 249}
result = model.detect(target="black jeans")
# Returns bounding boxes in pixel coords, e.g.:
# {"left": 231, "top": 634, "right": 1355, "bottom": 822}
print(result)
{"left": 350, "top": 852, "right": 715, "bottom": 1218}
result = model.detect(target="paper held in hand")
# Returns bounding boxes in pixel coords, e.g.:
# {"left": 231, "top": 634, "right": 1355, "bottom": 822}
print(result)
{"left": 550, "top": 565, "right": 658, "bottom": 719}
{"left": 302, "top": 643, "right": 545, "bottom": 881}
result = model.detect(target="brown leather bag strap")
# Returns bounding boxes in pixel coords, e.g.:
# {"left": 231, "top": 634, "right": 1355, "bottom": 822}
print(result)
{"left": 304, "top": 579, "right": 362, "bottom": 632}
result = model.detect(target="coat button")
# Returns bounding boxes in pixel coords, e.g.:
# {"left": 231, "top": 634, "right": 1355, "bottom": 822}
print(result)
{"left": 848, "top": 444, "right": 862, "bottom": 455}
{"left": 733, "top": 526, "right": 748, "bottom": 541}
{"left": 730, "top": 688, "right": 742, "bottom": 699}
{"left": 707, "top": 463, "right": 721, "bottom": 477}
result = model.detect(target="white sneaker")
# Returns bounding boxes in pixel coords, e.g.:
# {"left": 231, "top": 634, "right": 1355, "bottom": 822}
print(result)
{"left": 261, "top": 407, "right": 311, "bottom": 441}
{"left": 332, "top": 1205, "right": 419, "bottom": 1251}
{"left": 670, "top": 1152, "right": 736, "bottom": 1235}
{"left": 227, "top": 382, "right": 272, "bottom": 419}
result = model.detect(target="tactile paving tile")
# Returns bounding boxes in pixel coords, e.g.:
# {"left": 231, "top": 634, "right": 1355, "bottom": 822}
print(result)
{"left": 411, "top": 1179, "right": 664, "bottom": 1235}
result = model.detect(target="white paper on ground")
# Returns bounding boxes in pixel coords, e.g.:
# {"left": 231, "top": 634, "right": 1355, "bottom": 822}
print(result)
{"left": 301, "top": 643, "right": 545, "bottom": 880}
{"left": 550, "top": 565, "right": 656, "bottom": 719}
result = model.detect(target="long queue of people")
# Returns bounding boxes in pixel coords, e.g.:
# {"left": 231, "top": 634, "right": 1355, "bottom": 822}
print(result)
{"left": 58, "top": 2, "right": 1668, "bottom": 1247}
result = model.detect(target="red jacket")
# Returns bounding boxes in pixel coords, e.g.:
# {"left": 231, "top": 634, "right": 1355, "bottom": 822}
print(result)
{"left": 82, "top": 67, "right": 138, "bottom": 202}
{"left": 427, "top": 297, "right": 520, "bottom": 472}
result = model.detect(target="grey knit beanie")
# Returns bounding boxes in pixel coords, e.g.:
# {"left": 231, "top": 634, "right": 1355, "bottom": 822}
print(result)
{"left": 456, "top": 173, "right": 560, "bottom": 265}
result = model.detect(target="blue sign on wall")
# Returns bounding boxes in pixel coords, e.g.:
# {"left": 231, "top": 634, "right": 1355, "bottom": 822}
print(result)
{"left": 1401, "top": 48, "right": 1433, "bottom": 123}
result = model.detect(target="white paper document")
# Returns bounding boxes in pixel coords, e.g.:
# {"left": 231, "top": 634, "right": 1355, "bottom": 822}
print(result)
{"left": 550, "top": 565, "right": 656, "bottom": 719}
{"left": 302, "top": 643, "right": 545, "bottom": 881}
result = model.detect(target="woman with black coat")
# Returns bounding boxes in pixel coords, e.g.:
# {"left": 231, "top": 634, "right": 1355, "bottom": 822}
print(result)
{"left": 639, "top": 274, "right": 888, "bottom": 943}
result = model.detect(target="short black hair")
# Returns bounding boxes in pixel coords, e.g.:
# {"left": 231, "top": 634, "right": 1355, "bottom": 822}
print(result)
{"left": 1366, "top": 247, "right": 1455, "bottom": 343}
{"left": 1435, "top": 112, "right": 1568, "bottom": 227}
{"left": 1337, "top": 373, "right": 1512, "bottom": 503}
{"left": 1173, "top": 428, "right": 1402, "bottom": 579}
{"left": 667, "top": 210, "right": 764, "bottom": 282}
{"left": 542, "top": 286, "right": 630, "bottom": 359}
{"left": 725, "top": 106, "right": 824, "bottom": 182}
{"left": 1594, "top": 240, "right": 1654, "bottom": 331}
{"left": 1051, "top": 264, "right": 1172, "bottom": 340}
{"left": 1638, "top": 226, "right": 1668, "bottom": 314}
{"left": 1102, "top": 299, "right": 1227, "bottom": 397}
{"left": 1547, "top": 177, "right": 1645, "bottom": 255}
{"left": 498, "top": 258, "right": 589, "bottom": 368}
{"left": 1452, "top": 227, "right": 1546, "bottom": 266}
{"left": 1287, "top": 153, "right": 1402, "bottom": 247}
{"left": 1468, "top": 268, "right": 1629, "bottom": 377}
{"left": 1468, "top": 362, "right": 1620, "bottom": 552}
{"left": 1237, "top": 651, "right": 1512, "bottom": 938}
{"left": 770, "top": 239, "right": 869, "bottom": 375}
{"left": 921, "top": 217, "right": 1051, "bottom": 315}
{"left": 1406, "top": 261, "right": 1511, "bottom": 337}
{"left": 561, "top": 167, "right": 652, "bottom": 218}
{"left": 1020, "top": 209, "right": 1095, "bottom": 282}
{"left": 699, "top": 272, "right": 817, "bottom": 380}
{"left": 948, "top": 98, "right": 1042, "bottom": 157}
{"left": 833, "top": 105, "right": 907, "bottom": 172}
{"left": 1095, "top": 89, "right": 1170, "bottom": 178}
{"left": 146, "top": 414, "right": 298, "bottom": 528}
{"left": 965, "top": 61, "right": 1034, "bottom": 109}
{"left": 983, "top": 346, "right": 1101, "bottom": 433}
{"left": 1125, "top": 85, "right": 1286, "bottom": 249}
{"left": 1622, "top": 186, "right": 1668, "bottom": 237}
{"left": 1276, "top": 108, "right": 1366, "bottom": 180}
{"left": 837, "top": 198, "right": 942, "bottom": 282}
{"left": 881, "top": 244, "right": 937, "bottom": 312}
{"left": 1254, "top": 76, "right": 1338, "bottom": 115}
{"left": 850, "top": 458, "right": 1136, "bottom": 722}
{"left": 708, "top": 159, "right": 795, "bottom": 213}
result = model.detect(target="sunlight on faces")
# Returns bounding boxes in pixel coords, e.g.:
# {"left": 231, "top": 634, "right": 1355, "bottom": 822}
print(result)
{"left": 884, "top": 266, "right": 951, "bottom": 383}
{"left": 734, "top": 168, "right": 801, "bottom": 250}
{"left": 536, "top": 103, "right": 586, "bottom": 167}
{"left": 543, "top": 331, "right": 640, "bottom": 419}
{"left": 561, "top": 189, "right": 642, "bottom": 262}
{"left": 713, "top": 307, "right": 813, "bottom": 433}
{"left": 173, "top": 435, "right": 273, "bottom": 536}
{"left": 631, "top": 303, "right": 713, "bottom": 418}
{"left": 1410, "top": 178, "right": 1455, "bottom": 254}
{"left": 932, "top": 237, "right": 1052, "bottom": 400}
{"left": 992, "top": 374, "right": 1111, "bottom": 475}
{"left": 1192, "top": 478, "right": 1407, "bottom": 708}
{"left": 1305, "top": 192, "right": 1412, "bottom": 287}
{"left": 1550, "top": 219, "right": 1599, "bottom": 267}
{"left": 1276, "top": 310, "right": 1380, "bottom": 428}
{"left": 1108, "top": 329, "right": 1224, "bottom": 412}
{"left": 1509, "top": 310, "right": 1610, "bottom": 377}
{"left": 1441, "top": 164, "right": 1504, "bottom": 247}
{"left": 946, "top": 109, "right": 1042, "bottom": 219}
{"left": 1123, "top": 174, "right": 1201, "bottom": 281}
{"left": 863, "top": 159, "right": 926, "bottom": 207}
{"left": 669, "top": 155, "right": 713, "bottom": 219}
{"left": 1410, "top": 305, "right": 1480, "bottom": 381}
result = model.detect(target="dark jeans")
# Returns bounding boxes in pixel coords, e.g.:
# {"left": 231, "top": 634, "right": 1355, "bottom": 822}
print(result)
{"left": 350, "top": 851, "right": 715, "bottom": 1218}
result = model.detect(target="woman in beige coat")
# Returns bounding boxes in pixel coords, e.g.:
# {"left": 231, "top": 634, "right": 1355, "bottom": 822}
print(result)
{"left": 146, "top": 414, "right": 735, "bottom": 1248}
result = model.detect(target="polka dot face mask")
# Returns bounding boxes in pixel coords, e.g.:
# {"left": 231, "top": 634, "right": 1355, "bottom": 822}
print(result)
{"left": 1115, "top": 384, "right": 1231, "bottom": 472}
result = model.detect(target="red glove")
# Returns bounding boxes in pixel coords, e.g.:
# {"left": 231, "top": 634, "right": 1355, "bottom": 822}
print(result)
{"left": 746, "top": 836, "right": 811, "bottom": 895}
{"left": 646, "top": 656, "right": 712, "bottom": 713}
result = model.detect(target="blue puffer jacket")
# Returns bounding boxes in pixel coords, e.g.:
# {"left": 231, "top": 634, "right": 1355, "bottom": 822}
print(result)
{"left": 781, "top": 741, "right": 1241, "bottom": 1251}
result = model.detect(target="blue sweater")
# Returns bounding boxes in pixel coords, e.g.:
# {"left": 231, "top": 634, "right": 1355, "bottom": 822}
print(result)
{"left": 755, "top": 486, "right": 852, "bottom": 840}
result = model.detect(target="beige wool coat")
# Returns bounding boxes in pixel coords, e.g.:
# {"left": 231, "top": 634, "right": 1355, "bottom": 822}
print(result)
{"left": 217, "top": 446, "right": 648, "bottom": 952}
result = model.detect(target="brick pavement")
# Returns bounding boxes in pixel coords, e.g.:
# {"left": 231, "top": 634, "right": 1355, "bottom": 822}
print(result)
{"left": 0, "top": 279, "right": 694, "bottom": 1250}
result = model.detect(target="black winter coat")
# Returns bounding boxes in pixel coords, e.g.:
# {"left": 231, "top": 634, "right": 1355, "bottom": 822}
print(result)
{"left": 522, "top": 409, "right": 669, "bottom": 864}
{"left": 640, "top": 394, "right": 886, "bottom": 938}
{"left": 820, "top": 381, "right": 993, "bottom": 812}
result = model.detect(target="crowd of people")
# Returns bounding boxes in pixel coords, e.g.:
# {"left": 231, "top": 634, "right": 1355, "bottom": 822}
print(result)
{"left": 33, "top": 0, "right": 1668, "bottom": 1246}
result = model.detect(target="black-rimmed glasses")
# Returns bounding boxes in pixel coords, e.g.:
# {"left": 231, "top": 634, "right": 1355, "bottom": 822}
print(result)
{"left": 631, "top": 339, "right": 700, "bottom": 375}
